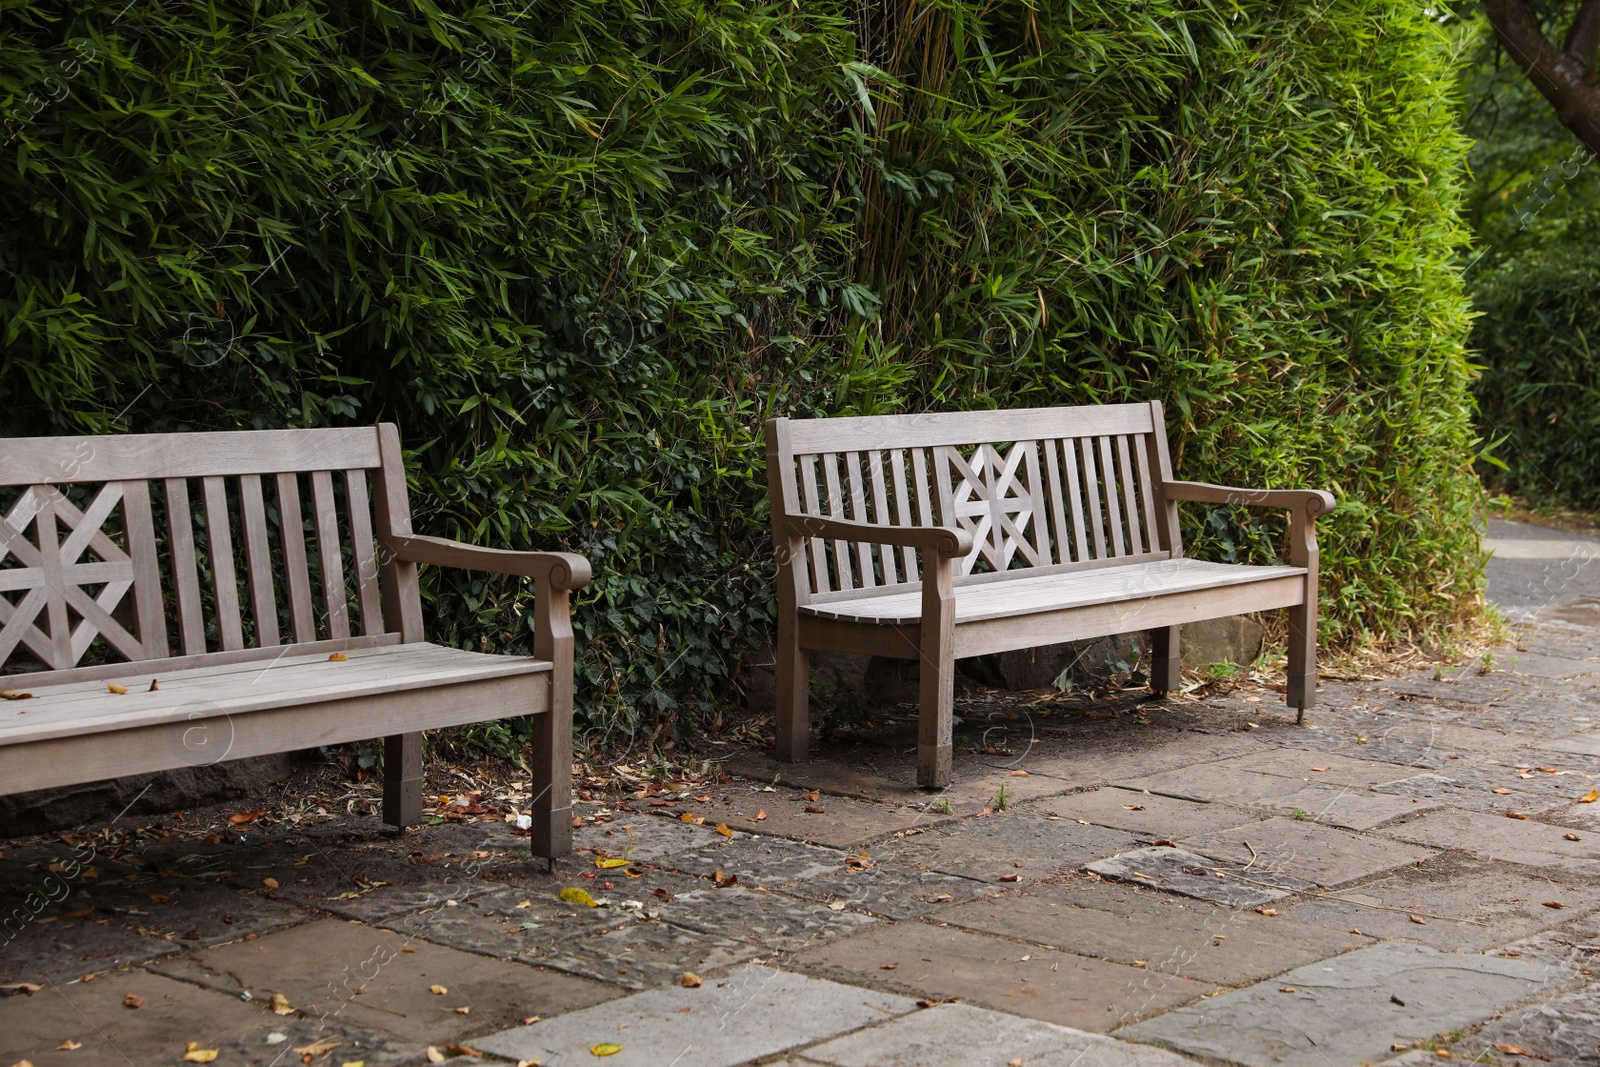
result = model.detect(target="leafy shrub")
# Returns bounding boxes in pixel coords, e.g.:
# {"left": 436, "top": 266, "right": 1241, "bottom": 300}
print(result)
{"left": 1, "top": 0, "right": 1483, "bottom": 743}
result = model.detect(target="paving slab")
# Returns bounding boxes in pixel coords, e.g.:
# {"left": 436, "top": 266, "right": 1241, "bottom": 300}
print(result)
{"left": 1179, "top": 816, "right": 1436, "bottom": 887}
{"left": 1533, "top": 728, "right": 1600, "bottom": 757}
{"left": 1121, "top": 941, "right": 1568, "bottom": 1067}
{"left": 1500, "top": 650, "right": 1600, "bottom": 680}
{"left": 658, "top": 789, "right": 950, "bottom": 850}
{"left": 377, "top": 884, "right": 648, "bottom": 959}
{"left": 522, "top": 916, "right": 761, "bottom": 990}
{"left": 1379, "top": 808, "right": 1600, "bottom": 873}
{"left": 1272, "top": 854, "right": 1600, "bottom": 953}
{"left": 149, "top": 917, "right": 617, "bottom": 1045}
{"left": 571, "top": 814, "right": 734, "bottom": 868}
{"left": 474, "top": 963, "right": 920, "bottom": 1066}
{"left": 936, "top": 879, "right": 1370, "bottom": 986}
{"left": 791, "top": 921, "right": 1209, "bottom": 1032}
{"left": 0, "top": 969, "right": 314, "bottom": 1067}
{"left": 1374, "top": 765, "right": 1593, "bottom": 817}
{"left": 724, "top": 749, "right": 1074, "bottom": 811}
{"left": 872, "top": 809, "right": 1145, "bottom": 882}
{"left": 795, "top": 1002, "right": 1204, "bottom": 1066}
{"left": 651, "top": 884, "right": 881, "bottom": 953}
{"left": 1186, "top": 749, "right": 1421, "bottom": 788}
{"left": 1047, "top": 788, "right": 1266, "bottom": 839}
{"left": 679, "top": 832, "right": 856, "bottom": 886}
{"left": 774, "top": 858, "right": 997, "bottom": 919}
{"left": 0, "top": 909, "right": 176, "bottom": 985}
{"left": 1085, "top": 846, "right": 1314, "bottom": 908}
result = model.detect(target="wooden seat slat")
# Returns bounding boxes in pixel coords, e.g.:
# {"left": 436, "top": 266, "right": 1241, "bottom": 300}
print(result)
{"left": 801, "top": 558, "right": 1306, "bottom": 626}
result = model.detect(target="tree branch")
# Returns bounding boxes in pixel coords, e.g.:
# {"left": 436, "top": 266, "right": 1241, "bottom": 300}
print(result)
{"left": 1565, "top": 0, "right": 1600, "bottom": 80}
{"left": 1485, "top": 0, "right": 1600, "bottom": 157}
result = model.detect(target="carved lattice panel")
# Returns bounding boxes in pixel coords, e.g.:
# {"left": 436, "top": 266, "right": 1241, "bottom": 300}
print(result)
{"left": 0, "top": 483, "right": 145, "bottom": 669}
{"left": 936, "top": 442, "right": 1049, "bottom": 576}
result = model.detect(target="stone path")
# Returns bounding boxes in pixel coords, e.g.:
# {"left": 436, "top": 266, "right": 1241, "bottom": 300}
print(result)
{"left": 6, "top": 516, "right": 1600, "bottom": 1066}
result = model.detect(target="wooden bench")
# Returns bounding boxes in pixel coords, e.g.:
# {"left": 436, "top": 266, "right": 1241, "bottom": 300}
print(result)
{"left": 765, "top": 401, "right": 1335, "bottom": 788}
{"left": 0, "top": 425, "right": 587, "bottom": 858}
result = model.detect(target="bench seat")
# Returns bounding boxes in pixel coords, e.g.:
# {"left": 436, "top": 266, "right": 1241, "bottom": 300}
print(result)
{"left": 0, "top": 643, "right": 553, "bottom": 795}
{"left": 800, "top": 558, "right": 1306, "bottom": 626}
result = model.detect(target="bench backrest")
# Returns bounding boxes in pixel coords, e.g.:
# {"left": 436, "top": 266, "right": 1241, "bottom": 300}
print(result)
{"left": 0, "top": 424, "right": 425, "bottom": 683}
{"left": 765, "top": 401, "right": 1182, "bottom": 603}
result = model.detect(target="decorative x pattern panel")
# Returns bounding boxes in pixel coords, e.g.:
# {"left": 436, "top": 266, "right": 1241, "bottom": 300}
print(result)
{"left": 0, "top": 483, "right": 144, "bottom": 669}
{"left": 938, "top": 443, "right": 1045, "bottom": 575}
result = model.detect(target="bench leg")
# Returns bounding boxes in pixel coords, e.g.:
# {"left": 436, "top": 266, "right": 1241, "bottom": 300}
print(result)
{"left": 775, "top": 618, "right": 810, "bottom": 763}
{"left": 530, "top": 704, "right": 573, "bottom": 862}
{"left": 917, "top": 650, "right": 954, "bottom": 788}
{"left": 1287, "top": 600, "right": 1316, "bottom": 725}
{"left": 382, "top": 732, "right": 424, "bottom": 828}
{"left": 1149, "top": 625, "right": 1181, "bottom": 695}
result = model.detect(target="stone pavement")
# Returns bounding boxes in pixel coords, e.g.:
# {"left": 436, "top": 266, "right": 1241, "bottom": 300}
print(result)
{"left": 5, "top": 515, "right": 1600, "bottom": 1066}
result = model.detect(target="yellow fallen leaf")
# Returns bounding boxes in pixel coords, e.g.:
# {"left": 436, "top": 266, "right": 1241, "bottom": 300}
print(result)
{"left": 715, "top": 823, "right": 733, "bottom": 838}
{"left": 515, "top": 900, "right": 532, "bottom": 909}
{"left": 429, "top": 984, "right": 449, "bottom": 995}
{"left": 1410, "top": 915, "right": 1427, "bottom": 925}
{"left": 594, "top": 857, "right": 628, "bottom": 869}
{"left": 1010, "top": 770, "right": 1029, "bottom": 777}
{"left": 263, "top": 877, "right": 280, "bottom": 889}
{"left": 1581, "top": 789, "right": 1598, "bottom": 803}
{"left": 269, "top": 992, "right": 293, "bottom": 1015}
{"left": 106, "top": 683, "right": 128, "bottom": 695}
{"left": 182, "top": 1044, "right": 218, "bottom": 1063}
{"left": 515, "top": 1061, "right": 542, "bottom": 1067}
{"left": 293, "top": 1040, "right": 340, "bottom": 1057}
{"left": 590, "top": 1045, "right": 621, "bottom": 1058}
{"left": 426, "top": 1049, "right": 446, "bottom": 1064}
{"left": 57, "top": 1041, "right": 83, "bottom": 1052}
{"left": 453, "top": 1006, "right": 471, "bottom": 1015}
{"left": 10, "top": 1060, "right": 36, "bottom": 1067}
{"left": 681, "top": 972, "right": 702, "bottom": 988}
{"left": 1492, "top": 788, "right": 1513, "bottom": 795}
{"left": 328, "top": 653, "right": 348, "bottom": 662}
{"left": 559, "top": 888, "right": 598, "bottom": 907}
{"left": 1493, "top": 1044, "right": 1530, "bottom": 1056}
{"left": 751, "top": 810, "right": 767, "bottom": 822}
{"left": 0, "top": 690, "right": 33, "bottom": 700}
{"left": 1566, "top": 833, "right": 1583, "bottom": 841}
{"left": 341, "top": 1062, "right": 364, "bottom": 1067}
{"left": 679, "top": 813, "right": 703, "bottom": 824}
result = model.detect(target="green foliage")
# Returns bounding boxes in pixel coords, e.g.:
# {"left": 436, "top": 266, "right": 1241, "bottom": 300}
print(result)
{"left": 2, "top": 0, "right": 1483, "bottom": 743}
{"left": 1457, "top": 14, "right": 1600, "bottom": 506}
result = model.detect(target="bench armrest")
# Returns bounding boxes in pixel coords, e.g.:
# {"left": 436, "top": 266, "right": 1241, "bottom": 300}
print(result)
{"left": 385, "top": 534, "right": 592, "bottom": 590}
{"left": 783, "top": 513, "right": 974, "bottom": 558}
{"left": 1162, "top": 481, "right": 1336, "bottom": 517}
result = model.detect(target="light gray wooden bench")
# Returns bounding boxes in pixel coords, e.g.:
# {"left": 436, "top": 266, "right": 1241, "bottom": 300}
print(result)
{"left": 765, "top": 401, "right": 1335, "bottom": 788}
{"left": 0, "top": 425, "right": 587, "bottom": 858}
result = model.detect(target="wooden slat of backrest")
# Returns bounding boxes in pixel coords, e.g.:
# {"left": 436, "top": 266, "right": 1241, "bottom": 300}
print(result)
{"left": 821, "top": 453, "right": 855, "bottom": 590}
{"left": 200, "top": 476, "right": 244, "bottom": 651}
{"left": 1078, "top": 439, "right": 1107, "bottom": 559}
{"left": 1022, "top": 440, "right": 1050, "bottom": 568}
{"left": 309, "top": 470, "right": 350, "bottom": 640}
{"left": 1133, "top": 434, "right": 1163, "bottom": 558}
{"left": 843, "top": 452, "right": 874, "bottom": 589}
{"left": 0, "top": 428, "right": 382, "bottom": 484}
{"left": 1058, "top": 440, "right": 1090, "bottom": 563}
{"left": 344, "top": 469, "right": 384, "bottom": 636}
{"left": 1043, "top": 440, "right": 1070, "bottom": 565}
{"left": 782, "top": 404, "right": 1155, "bottom": 454}
{"left": 799, "top": 453, "right": 831, "bottom": 594}
{"left": 163, "top": 478, "right": 207, "bottom": 655}
{"left": 1098, "top": 436, "right": 1126, "bottom": 556}
{"left": 1115, "top": 436, "right": 1143, "bottom": 556}
{"left": 371, "top": 423, "right": 425, "bottom": 642}
{"left": 121, "top": 480, "right": 169, "bottom": 659}
{"left": 890, "top": 449, "right": 918, "bottom": 580}
{"left": 237, "top": 475, "right": 280, "bottom": 647}
{"left": 868, "top": 451, "right": 898, "bottom": 585}
{"left": 275, "top": 472, "right": 317, "bottom": 643}
{"left": 1148, "top": 400, "right": 1185, "bottom": 555}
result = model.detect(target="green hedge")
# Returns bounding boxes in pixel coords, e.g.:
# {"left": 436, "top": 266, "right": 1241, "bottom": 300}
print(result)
{"left": 1, "top": 0, "right": 1484, "bottom": 739}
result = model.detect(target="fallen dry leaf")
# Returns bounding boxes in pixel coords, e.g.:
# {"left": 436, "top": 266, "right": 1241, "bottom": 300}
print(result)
{"left": 751, "top": 810, "right": 767, "bottom": 822}
{"left": 106, "top": 683, "right": 128, "bottom": 695}
{"left": 558, "top": 888, "right": 599, "bottom": 907}
{"left": 327, "top": 653, "right": 348, "bottom": 662}
{"left": 802, "top": 791, "right": 820, "bottom": 802}
{"left": 1254, "top": 907, "right": 1278, "bottom": 917}
{"left": 997, "top": 874, "right": 1023, "bottom": 882}
{"left": 679, "top": 813, "right": 703, "bottom": 825}
{"left": 1581, "top": 789, "right": 1599, "bottom": 804}
{"left": 181, "top": 1044, "right": 217, "bottom": 1063}
{"left": 1543, "top": 900, "right": 1566, "bottom": 909}
{"left": 148, "top": 679, "right": 159, "bottom": 692}
{"left": 590, "top": 1045, "right": 621, "bottom": 1058}
{"left": 426, "top": 1049, "right": 446, "bottom": 1064}
{"left": 1122, "top": 803, "right": 1145, "bottom": 811}
{"left": 340, "top": 1062, "right": 364, "bottom": 1067}
{"left": 1410, "top": 915, "right": 1428, "bottom": 925}
{"left": 516, "top": 1061, "right": 541, "bottom": 1067}
{"left": 681, "top": 972, "right": 702, "bottom": 988}
{"left": 1310, "top": 766, "right": 1329, "bottom": 772}
{"left": 1493, "top": 1044, "right": 1530, "bottom": 1056}
{"left": 269, "top": 992, "right": 294, "bottom": 1015}
{"left": 1392, "top": 1045, "right": 1409, "bottom": 1053}
{"left": 293, "top": 1040, "right": 340, "bottom": 1057}
{"left": 453, "top": 1007, "right": 471, "bottom": 1015}
{"left": 1280, "top": 986, "right": 1296, "bottom": 993}
{"left": 57, "top": 1041, "right": 82, "bottom": 1052}
{"left": 712, "top": 870, "right": 737, "bottom": 888}
{"left": 1009, "top": 1060, "right": 1023, "bottom": 1067}
{"left": 1565, "top": 833, "right": 1583, "bottom": 841}
{"left": 1505, "top": 812, "right": 1529, "bottom": 820}
{"left": 1010, "top": 771, "right": 1030, "bottom": 778}
{"left": 0, "top": 690, "right": 33, "bottom": 700}
{"left": 0, "top": 982, "right": 42, "bottom": 997}
{"left": 827, "top": 901, "right": 847, "bottom": 911}
{"left": 429, "top": 984, "right": 449, "bottom": 995}
{"left": 881, "top": 963, "right": 898, "bottom": 970}
{"left": 1492, "top": 788, "right": 1513, "bottom": 795}
{"left": 122, "top": 993, "right": 143, "bottom": 1009}
{"left": 715, "top": 823, "right": 733, "bottom": 838}
{"left": 1535, "top": 767, "right": 1560, "bottom": 774}
{"left": 594, "top": 857, "right": 628, "bottom": 869}
{"left": 804, "top": 805, "right": 826, "bottom": 814}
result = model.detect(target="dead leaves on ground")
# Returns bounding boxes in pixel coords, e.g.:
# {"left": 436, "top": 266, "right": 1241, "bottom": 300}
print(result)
{"left": 181, "top": 1044, "right": 218, "bottom": 1063}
